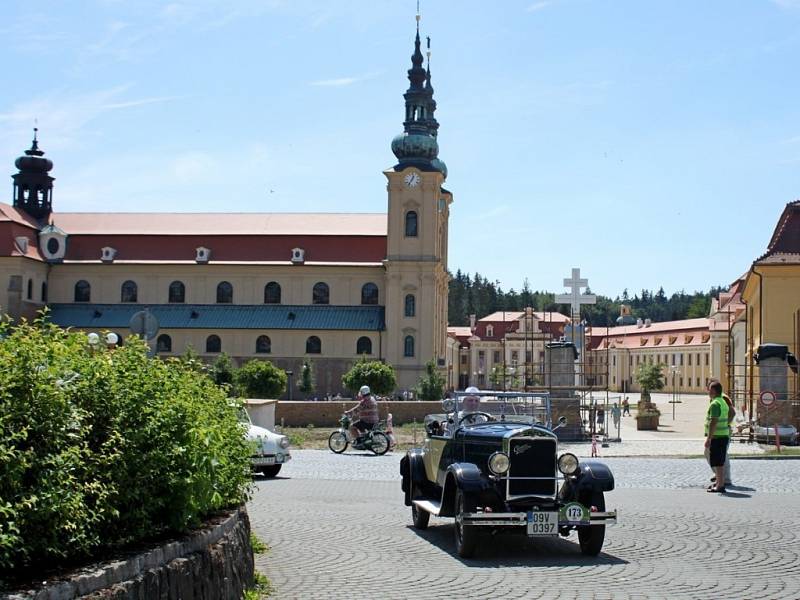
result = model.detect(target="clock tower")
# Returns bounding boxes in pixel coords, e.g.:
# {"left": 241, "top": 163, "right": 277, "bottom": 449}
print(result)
{"left": 384, "top": 14, "right": 452, "bottom": 392}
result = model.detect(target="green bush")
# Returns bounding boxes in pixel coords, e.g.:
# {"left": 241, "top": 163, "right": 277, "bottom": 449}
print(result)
{"left": 342, "top": 359, "right": 397, "bottom": 396}
{"left": 211, "top": 352, "right": 235, "bottom": 387}
{"left": 415, "top": 360, "right": 446, "bottom": 400}
{"left": 234, "top": 359, "right": 287, "bottom": 399}
{"left": 0, "top": 317, "right": 251, "bottom": 576}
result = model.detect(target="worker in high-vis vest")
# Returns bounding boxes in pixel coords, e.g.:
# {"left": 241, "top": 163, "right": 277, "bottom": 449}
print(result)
{"left": 705, "top": 381, "right": 730, "bottom": 493}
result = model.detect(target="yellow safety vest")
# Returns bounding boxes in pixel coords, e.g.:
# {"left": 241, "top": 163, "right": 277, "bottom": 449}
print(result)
{"left": 705, "top": 396, "right": 730, "bottom": 437}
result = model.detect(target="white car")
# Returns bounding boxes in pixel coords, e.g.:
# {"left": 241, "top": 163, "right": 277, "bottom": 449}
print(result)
{"left": 240, "top": 410, "right": 292, "bottom": 477}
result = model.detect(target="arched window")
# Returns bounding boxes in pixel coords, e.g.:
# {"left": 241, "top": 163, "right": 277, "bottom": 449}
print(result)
{"left": 404, "top": 335, "right": 415, "bottom": 357}
{"left": 41, "top": 281, "right": 48, "bottom": 303}
{"left": 216, "top": 281, "right": 233, "bottom": 303}
{"left": 306, "top": 335, "right": 322, "bottom": 354}
{"left": 405, "top": 210, "right": 418, "bottom": 237}
{"left": 361, "top": 282, "right": 379, "bottom": 305}
{"left": 312, "top": 282, "right": 329, "bottom": 305}
{"left": 356, "top": 336, "right": 372, "bottom": 355}
{"left": 168, "top": 281, "right": 185, "bottom": 303}
{"left": 256, "top": 335, "right": 271, "bottom": 354}
{"left": 26, "top": 279, "right": 32, "bottom": 300}
{"left": 74, "top": 280, "right": 90, "bottom": 302}
{"left": 264, "top": 282, "right": 281, "bottom": 304}
{"left": 206, "top": 335, "right": 221, "bottom": 353}
{"left": 156, "top": 334, "right": 172, "bottom": 353}
{"left": 121, "top": 280, "right": 138, "bottom": 303}
{"left": 404, "top": 294, "right": 415, "bottom": 317}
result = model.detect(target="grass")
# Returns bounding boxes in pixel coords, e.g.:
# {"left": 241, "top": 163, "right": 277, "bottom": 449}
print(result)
{"left": 250, "top": 532, "right": 269, "bottom": 554}
{"left": 244, "top": 571, "right": 273, "bottom": 599}
{"left": 760, "top": 446, "right": 800, "bottom": 456}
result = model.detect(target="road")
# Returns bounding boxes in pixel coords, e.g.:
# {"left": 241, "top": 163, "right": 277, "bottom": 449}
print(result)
{"left": 248, "top": 450, "right": 800, "bottom": 600}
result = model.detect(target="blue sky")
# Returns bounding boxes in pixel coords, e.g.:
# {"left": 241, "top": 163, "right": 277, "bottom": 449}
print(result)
{"left": 1, "top": 0, "right": 799, "bottom": 299}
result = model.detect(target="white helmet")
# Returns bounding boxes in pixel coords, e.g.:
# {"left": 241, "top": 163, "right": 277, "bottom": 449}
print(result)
{"left": 359, "top": 385, "right": 371, "bottom": 396}
{"left": 465, "top": 386, "right": 480, "bottom": 394}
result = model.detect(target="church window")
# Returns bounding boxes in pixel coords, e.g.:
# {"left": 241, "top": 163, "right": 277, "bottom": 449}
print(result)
{"left": 168, "top": 281, "right": 185, "bottom": 303}
{"left": 156, "top": 334, "right": 172, "bottom": 353}
{"left": 404, "top": 335, "right": 415, "bottom": 358}
{"left": 264, "top": 282, "right": 281, "bottom": 304}
{"left": 47, "top": 237, "right": 60, "bottom": 255}
{"left": 206, "top": 335, "right": 221, "bottom": 353}
{"left": 306, "top": 336, "right": 322, "bottom": 354}
{"left": 356, "top": 336, "right": 372, "bottom": 355}
{"left": 361, "top": 283, "right": 379, "bottom": 305}
{"left": 26, "top": 279, "right": 32, "bottom": 300}
{"left": 74, "top": 280, "right": 91, "bottom": 302}
{"left": 404, "top": 294, "right": 415, "bottom": 317}
{"left": 41, "top": 282, "right": 47, "bottom": 302}
{"left": 405, "top": 211, "right": 418, "bottom": 237}
{"left": 121, "top": 280, "right": 138, "bottom": 303}
{"left": 216, "top": 281, "right": 233, "bottom": 303}
{"left": 256, "top": 335, "right": 271, "bottom": 354}
{"left": 312, "top": 282, "right": 329, "bottom": 305}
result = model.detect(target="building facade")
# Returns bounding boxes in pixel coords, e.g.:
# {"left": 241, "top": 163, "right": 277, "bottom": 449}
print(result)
{"left": 0, "top": 21, "right": 452, "bottom": 396}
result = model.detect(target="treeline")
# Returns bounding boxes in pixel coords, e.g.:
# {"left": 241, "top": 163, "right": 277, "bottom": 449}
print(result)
{"left": 447, "top": 270, "right": 726, "bottom": 327}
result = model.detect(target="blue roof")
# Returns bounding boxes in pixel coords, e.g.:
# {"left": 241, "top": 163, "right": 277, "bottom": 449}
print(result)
{"left": 47, "top": 304, "right": 385, "bottom": 331}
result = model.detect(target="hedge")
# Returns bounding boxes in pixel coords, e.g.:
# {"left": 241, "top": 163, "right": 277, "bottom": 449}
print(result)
{"left": 0, "top": 317, "right": 251, "bottom": 577}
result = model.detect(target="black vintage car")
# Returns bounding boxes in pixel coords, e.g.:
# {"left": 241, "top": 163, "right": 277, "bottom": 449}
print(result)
{"left": 400, "top": 391, "right": 617, "bottom": 558}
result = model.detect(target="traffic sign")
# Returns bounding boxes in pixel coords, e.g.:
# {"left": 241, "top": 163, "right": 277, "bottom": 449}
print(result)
{"left": 759, "top": 390, "right": 777, "bottom": 408}
{"left": 129, "top": 310, "right": 159, "bottom": 341}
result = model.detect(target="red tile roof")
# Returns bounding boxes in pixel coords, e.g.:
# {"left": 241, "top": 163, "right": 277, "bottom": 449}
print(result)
{"left": 756, "top": 200, "right": 800, "bottom": 263}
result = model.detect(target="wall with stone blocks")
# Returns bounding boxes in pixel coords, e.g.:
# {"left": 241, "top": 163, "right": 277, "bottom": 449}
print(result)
{"left": 4, "top": 508, "right": 254, "bottom": 600}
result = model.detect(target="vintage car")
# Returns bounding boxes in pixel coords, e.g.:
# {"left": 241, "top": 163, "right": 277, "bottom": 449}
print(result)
{"left": 240, "top": 409, "right": 291, "bottom": 477}
{"left": 400, "top": 391, "right": 617, "bottom": 558}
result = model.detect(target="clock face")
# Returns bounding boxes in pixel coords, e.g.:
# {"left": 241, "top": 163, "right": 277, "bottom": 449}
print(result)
{"left": 404, "top": 172, "right": 420, "bottom": 187}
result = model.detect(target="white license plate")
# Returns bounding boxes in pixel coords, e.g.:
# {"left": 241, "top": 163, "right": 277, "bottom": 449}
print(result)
{"left": 526, "top": 511, "right": 558, "bottom": 536}
{"left": 252, "top": 456, "right": 276, "bottom": 465}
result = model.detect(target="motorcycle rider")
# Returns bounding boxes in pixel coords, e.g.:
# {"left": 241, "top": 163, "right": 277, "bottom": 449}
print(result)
{"left": 346, "top": 385, "right": 379, "bottom": 443}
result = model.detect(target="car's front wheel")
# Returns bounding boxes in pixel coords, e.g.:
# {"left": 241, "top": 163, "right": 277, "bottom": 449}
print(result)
{"left": 411, "top": 482, "right": 430, "bottom": 530}
{"left": 454, "top": 489, "right": 478, "bottom": 558}
{"left": 328, "top": 431, "right": 348, "bottom": 453}
{"left": 260, "top": 464, "right": 282, "bottom": 478}
{"left": 370, "top": 431, "right": 390, "bottom": 455}
{"left": 577, "top": 491, "right": 606, "bottom": 556}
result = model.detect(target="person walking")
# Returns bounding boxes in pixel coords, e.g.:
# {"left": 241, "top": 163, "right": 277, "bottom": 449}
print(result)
{"left": 622, "top": 396, "right": 631, "bottom": 417}
{"left": 611, "top": 402, "right": 621, "bottom": 431}
{"left": 705, "top": 381, "right": 730, "bottom": 493}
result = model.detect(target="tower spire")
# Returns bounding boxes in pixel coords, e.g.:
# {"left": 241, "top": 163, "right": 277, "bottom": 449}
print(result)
{"left": 12, "top": 128, "right": 55, "bottom": 221}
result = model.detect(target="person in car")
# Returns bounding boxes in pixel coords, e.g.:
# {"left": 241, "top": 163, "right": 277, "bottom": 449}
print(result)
{"left": 346, "top": 385, "right": 379, "bottom": 442}
{"left": 444, "top": 386, "right": 489, "bottom": 435}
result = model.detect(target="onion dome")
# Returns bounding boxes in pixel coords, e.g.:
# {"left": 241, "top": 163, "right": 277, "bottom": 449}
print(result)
{"left": 15, "top": 129, "right": 53, "bottom": 174}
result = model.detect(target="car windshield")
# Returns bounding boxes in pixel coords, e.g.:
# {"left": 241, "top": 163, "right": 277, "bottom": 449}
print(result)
{"left": 447, "top": 391, "right": 552, "bottom": 427}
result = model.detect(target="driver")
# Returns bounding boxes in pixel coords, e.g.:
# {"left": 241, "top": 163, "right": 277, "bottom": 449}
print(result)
{"left": 444, "top": 386, "right": 488, "bottom": 435}
{"left": 346, "top": 385, "right": 379, "bottom": 441}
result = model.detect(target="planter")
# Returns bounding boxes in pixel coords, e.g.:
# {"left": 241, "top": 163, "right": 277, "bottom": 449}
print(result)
{"left": 636, "top": 414, "right": 660, "bottom": 430}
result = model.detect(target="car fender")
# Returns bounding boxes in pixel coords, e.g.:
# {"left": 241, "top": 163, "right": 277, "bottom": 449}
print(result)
{"left": 440, "top": 463, "right": 489, "bottom": 517}
{"left": 400, "top": 449, "right": 427, "bottom": 506}
{"left": 573, "top": 460, "right": 615, "bottom": 493}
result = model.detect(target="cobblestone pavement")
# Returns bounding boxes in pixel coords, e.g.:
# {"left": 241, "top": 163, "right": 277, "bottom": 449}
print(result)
{"left": 249, "top": 451, "right": 800, "bottom": 599}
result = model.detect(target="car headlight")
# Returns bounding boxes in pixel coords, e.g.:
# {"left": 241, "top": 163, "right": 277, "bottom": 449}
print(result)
{"left": 488, "top": 452, "right": 510, "bottom": 475}
{"left": 279, "top": 436, "right": 290, "bottom": 449}
{"left": 557, "top": 453, "right": 579, "bottom": 475}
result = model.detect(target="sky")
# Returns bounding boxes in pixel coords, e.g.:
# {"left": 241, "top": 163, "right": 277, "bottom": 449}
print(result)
{"left": 1, "top": 0, "right": 799, "bottom": 300}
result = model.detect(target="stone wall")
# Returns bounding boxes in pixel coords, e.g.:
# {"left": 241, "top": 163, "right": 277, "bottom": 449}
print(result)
{"left": 4, "top": 507, "right": 254, "bottom": 600}
{"left": 276, "top": 400, "right": 443, "bottom": 427}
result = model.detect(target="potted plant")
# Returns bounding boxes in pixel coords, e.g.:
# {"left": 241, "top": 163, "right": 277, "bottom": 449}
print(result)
{"left": 634, "top": 362, "right": 664, "bottom": 430}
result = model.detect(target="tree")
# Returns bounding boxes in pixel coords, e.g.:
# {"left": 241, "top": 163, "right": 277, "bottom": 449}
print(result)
{"left": 342, "top": 359, "right": 397, "bottom": 396}
{"left": 415, "top": 360, "right": 446, "bottom": 401}
{"left": 234, "top": 359, "right": 287, "bottom": 399}
{"left": 488, "top": 364, "right": 522, "bottom": 391}
{"left": 298, "top": 360, "right": 315, "bottom": 398}
{"left": 211, "top": 352, "right": 234, "bottom": 387}
{"left": 635, "top": 362, "right": 665, "bottom": 401}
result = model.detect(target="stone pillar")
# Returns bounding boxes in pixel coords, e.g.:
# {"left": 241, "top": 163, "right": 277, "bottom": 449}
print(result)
{"left": 756, "top": 343, "right": 791, "bottom": 426}
{"left": 545, "top": 342, "right": 581, "bottom": 440}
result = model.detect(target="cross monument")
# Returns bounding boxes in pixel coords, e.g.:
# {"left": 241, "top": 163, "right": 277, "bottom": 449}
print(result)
{"left": 555, "top": 267, "right": 596, "bottom": 319}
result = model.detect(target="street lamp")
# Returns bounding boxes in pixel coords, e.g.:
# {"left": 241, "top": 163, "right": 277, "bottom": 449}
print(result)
{"left": 669, "top": 365, "right": 681, "bottom": 420}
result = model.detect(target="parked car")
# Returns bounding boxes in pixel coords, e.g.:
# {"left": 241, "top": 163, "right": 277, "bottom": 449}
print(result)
{"left": 400, "top": 391, "right": 617, "bottom": 558}
{"left": 240, "top": 408, "right": 291, "bottom": 477}
{"left": 754, "top": 424, "right": 799, "bottom": 446}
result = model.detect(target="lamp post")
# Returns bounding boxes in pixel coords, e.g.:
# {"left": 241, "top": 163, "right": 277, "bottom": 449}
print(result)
{"left": 669, "top": 365, "right": 681, "bottom": 420}
{"left": 286, "top": 370, "right": 294, "bottom": 401}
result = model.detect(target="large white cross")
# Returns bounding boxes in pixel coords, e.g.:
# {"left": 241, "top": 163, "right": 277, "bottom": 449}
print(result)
{"left": 555, "top": 267, "right": 596, "bottom": 317}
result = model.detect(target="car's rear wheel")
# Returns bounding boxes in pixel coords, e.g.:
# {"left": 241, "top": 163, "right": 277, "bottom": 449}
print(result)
{"left": 577, "top": 491, "right": 606, "bottom": 556}
{"left": 411, "top": 482, "right": 430, "bottom": 530}
{"left": 454, "top": 489, "right": 478, "bottom": 558}
{"left": 328, "top": 431, "right": 348, "bottom": 453}
{"left": 260, "top": 464, "right": 281, "bottom": 478}
{"left": 370, "top": 432, "right": 390, "bottom": 455}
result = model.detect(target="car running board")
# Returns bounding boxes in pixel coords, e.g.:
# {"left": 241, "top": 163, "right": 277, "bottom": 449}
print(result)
{"left": 412, "top": 499, "right": 442, "bottom": 516}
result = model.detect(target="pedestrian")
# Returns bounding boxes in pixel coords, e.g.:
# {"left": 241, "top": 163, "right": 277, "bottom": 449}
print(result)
{"left": 596, "top": 405, "right": 605, "bottom": 434}
{"left": 706, "top": 380, "right": 734, "bottom": 487}
{"left": 611, "top": 402, "right": 621, "bottom": 430}
{"left": 705, "top": 381, "right": 731, "bottom": 493}
{"left": 622, "top": 396, "right": 631, "bottom": 417}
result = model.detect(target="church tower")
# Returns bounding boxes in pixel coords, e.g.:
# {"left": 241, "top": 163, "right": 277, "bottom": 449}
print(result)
{"left": 384, "top": 13, "right": 452, "bottom": 392}
{"left": 12, "top": 128, "right": 54, "bottom": 221}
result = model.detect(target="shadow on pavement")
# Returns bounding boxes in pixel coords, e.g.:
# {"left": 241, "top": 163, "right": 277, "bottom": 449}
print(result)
{"left": 406, "top": 525, "right": 628, "bottom": 567}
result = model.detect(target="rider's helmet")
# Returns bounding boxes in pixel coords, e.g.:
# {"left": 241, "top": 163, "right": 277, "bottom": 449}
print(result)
{"left": 463, "top": 386, "right": 480, "bottom": 412}
{"left": 359, "top": 385, "right": 371, "bottom": 396}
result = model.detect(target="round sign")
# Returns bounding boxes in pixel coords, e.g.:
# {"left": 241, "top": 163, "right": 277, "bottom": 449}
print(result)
{"left": 129, "top": 310, "right": 159, "bottom": 341}
{"left": 561, "top": 501, "right": 589, "bottom": 524}
{"left": 759, "top": 390, "right": 777, "bottom": 407}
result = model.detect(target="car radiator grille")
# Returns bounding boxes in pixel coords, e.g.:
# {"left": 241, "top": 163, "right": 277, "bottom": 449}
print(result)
{"left": 508, "top": 438, "right": 557, "bottom": 497}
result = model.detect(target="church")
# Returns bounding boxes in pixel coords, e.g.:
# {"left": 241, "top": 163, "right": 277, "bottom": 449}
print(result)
{"left": 0, "top": 20, "right": 451, "bottom": 397}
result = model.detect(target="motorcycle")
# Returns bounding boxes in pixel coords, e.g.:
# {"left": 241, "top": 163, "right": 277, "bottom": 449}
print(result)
{"left": 328, "top": 414, "right": 390, "bottom": 455}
